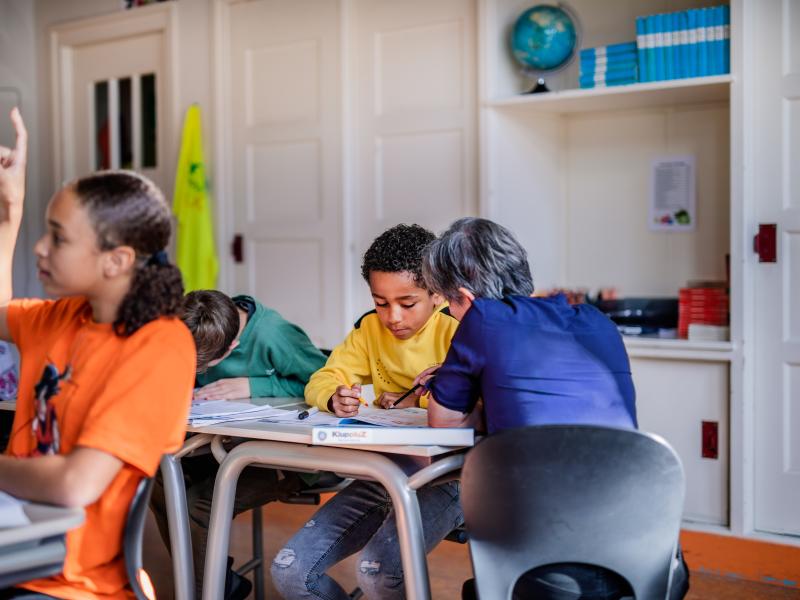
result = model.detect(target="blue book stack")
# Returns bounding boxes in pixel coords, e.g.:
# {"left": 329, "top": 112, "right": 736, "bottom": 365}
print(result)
{"left": 636, "top": 5, "right": 730, "bottom": 83}
{"left": 579, "top": 41, "right": 638, "bottom": 89}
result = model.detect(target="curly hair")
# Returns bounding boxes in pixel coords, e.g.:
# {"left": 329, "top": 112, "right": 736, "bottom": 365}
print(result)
{"left": 73, "top": 171, "right": 184, "bottom": 337}
{"left": 361, "top": 224, "right": 435, "bottom": 287}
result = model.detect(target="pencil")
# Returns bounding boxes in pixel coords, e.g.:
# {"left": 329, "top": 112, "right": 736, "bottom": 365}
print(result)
{"left": 391, "top": 383, "right": 422, "bottom": 408}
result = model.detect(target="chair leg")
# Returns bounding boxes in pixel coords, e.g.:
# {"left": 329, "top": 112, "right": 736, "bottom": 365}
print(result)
{"left": 252, "top": 507, "right": 265, "bottom": 600}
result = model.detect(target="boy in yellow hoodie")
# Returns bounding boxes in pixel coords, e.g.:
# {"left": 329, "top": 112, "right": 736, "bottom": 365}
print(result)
{"left": 271, "top": 224, "right": 460, "bottom": 600}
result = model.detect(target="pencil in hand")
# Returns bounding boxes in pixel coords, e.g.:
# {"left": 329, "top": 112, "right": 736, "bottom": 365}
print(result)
{"left": 390, "top": 383, "right": 422, "bottom": 408}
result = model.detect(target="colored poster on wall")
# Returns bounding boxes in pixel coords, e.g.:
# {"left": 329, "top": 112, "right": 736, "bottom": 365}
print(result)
{"left": 649, "top": 155, "right": 696, "bottom": 231}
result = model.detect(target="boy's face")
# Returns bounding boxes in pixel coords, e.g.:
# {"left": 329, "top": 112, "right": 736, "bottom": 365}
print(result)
{"left": 368, "top": 271, "right": 441, "bottom": 340}
{"left": 204, "top": 338, "right": 239, "bottom": 370}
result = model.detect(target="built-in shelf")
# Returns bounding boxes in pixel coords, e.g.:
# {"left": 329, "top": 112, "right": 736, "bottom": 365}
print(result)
{"left": 485, "top": 75, "right": 732, "bottom": 114}
{"left": 623, "top": 336, "right": 735, "bottom": 362}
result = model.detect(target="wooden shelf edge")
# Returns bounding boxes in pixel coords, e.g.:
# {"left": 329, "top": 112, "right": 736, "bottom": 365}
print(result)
{"left": 485, "top": 75, "right": 733, "bottom": 113}
{"left": 624, "top": 337, "right": 735, "bottom": 362}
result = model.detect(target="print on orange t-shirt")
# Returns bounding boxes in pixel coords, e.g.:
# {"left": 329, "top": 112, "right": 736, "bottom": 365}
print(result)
{"left": 5, "top": 297, "right": 195, "bottom": 600}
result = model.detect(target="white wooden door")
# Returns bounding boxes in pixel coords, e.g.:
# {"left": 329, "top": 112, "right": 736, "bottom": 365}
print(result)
{"left": 350, "top": 0, "right": 478, "bottom": 313}
{"left": 70, "top": 34, "right": 166, "bottom": 192}
{"left": 752, "top": 0, "right": 800, "bottom": 535}
{"left": 227, "top": 0, "right": 344, "bottom": 348}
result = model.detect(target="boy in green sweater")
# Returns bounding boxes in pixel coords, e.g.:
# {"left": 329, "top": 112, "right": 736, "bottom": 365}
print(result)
{"left": 152, "top": 290, "right": 327, "bottom": 600}
{"left": 191, "top": 291, "right": 327, "bottom": 399}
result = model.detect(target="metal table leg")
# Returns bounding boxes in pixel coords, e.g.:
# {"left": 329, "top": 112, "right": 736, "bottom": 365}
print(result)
{"left": 203, "top": 441, "right": 463, "bottom": 600}
{"left": 159, "top": 454, "right": 195, "bottom": 600}
{"left": 160, "top": 434, "right": 215, "bottom": 600}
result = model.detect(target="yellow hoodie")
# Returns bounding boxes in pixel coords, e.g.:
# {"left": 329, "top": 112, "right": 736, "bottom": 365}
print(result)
{"left": 305, "top": 305, "right": 458, "bottom": 411}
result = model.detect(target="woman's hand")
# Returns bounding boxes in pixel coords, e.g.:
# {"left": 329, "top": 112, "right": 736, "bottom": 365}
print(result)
{"left": 377, "top": 390, "right": 420, "bottom": 410}
{"left": 329, "top": 384, "right": 363, "bottom": 417}
{"left": 0, "top": 108, "right": 28, "bottom": 224}
{"left": 413, "top": 364, "right": 441, "bottom": 389}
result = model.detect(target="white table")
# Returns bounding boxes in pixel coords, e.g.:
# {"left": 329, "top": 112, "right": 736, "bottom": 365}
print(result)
{"left": 0, "top": 400, "right": 85, "bottom": 588}
{"left": 0, "top": 502, "right": 85, "bottom": 588}
{"left": 184, "top": 399, "right": 468, "bottom": 600}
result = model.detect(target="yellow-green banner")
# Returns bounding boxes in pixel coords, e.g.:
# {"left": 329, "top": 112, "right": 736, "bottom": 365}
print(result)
{"left": 172, "top": 104, "right": 219, "bottom": 292}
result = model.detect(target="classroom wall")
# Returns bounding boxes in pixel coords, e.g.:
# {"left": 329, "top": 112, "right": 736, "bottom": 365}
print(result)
{"left": 0, "top": 0, "right": 41, "bottom": 298}
{"left": 0, "top": 0, "right": 218, "bottom": 298}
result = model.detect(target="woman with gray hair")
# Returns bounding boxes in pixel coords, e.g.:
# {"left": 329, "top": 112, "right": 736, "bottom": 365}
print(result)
{"left": 423, "top": 217, "right": 534, "bottom": 308}
{"left": 420, "top": 216, "right": 637, "bottom": 432}
{"left": 418, "top": 217, "right": 688, "bottom": 600}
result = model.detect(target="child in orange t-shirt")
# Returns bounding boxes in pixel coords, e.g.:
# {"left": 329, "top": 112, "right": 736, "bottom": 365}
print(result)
{"left": 0, "top": 108, "right": 195, "bottom": 600}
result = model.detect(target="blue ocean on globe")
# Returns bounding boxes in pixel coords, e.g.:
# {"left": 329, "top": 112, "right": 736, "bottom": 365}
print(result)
{"left": 511, "top": 5, "right": 577, "bottom": 71}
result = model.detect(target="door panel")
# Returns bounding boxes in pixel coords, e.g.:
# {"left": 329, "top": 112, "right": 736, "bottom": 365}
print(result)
{"left": 752, "top": 0, "right": 800, "bottom": 535}
{"left": 351, "top": 0, "right": 478, "bottom": 313}
{"left": 229, "top": 0, "right": 343, "bottom": 348}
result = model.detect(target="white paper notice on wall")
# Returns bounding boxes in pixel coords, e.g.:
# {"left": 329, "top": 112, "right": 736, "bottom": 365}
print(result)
{"left": 649, "top": 155, "right": 696, "bottom": 232}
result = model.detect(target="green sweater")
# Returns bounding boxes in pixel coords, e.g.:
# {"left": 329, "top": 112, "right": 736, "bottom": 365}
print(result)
{"left": 195, "top": 296, "right": 326, "bottom": 398}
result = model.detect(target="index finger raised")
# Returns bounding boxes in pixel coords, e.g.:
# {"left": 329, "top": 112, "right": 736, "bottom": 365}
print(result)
{"left": 9, "top": 107, "right": 27, "bottom": 165}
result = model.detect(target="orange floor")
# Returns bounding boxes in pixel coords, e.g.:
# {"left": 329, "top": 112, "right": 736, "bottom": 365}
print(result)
{"left": 143, "top": 501, "right": 800, "bottom": 599}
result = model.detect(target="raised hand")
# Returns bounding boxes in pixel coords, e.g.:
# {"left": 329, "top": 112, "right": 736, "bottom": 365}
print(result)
{"left": 0, "top": 108, "right": 28, "bottom": 224}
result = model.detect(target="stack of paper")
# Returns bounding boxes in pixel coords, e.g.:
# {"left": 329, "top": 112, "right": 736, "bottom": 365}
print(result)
{"left": 341, "top": 407, "right": 429, "bottom": 427}
{"left": 687, "top": 324, "right": 729, "bottom": 341}
{"left": 188, "top": 401, "right": 298, "bottom": 426}
{"left": 0, "top": 491, "right": 30, "bottom": 528}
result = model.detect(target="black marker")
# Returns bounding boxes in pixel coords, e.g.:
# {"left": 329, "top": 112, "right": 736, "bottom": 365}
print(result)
{"left": 298, "top": 407, "right": 319, "bottom": 420}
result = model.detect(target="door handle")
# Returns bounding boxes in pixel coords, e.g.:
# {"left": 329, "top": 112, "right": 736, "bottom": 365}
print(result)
{"left": 753, "top": 224, "right": 777, "bottom": 263}
{"left": 232, "top": 234, "right": 244, "bottom": 264}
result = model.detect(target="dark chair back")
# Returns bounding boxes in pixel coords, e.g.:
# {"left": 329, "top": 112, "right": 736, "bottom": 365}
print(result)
{"left": 461, "top": 425, "right": 685, "bottom": 600}
{"left": 124, "top": 476, "right": 156, "bottom": 600}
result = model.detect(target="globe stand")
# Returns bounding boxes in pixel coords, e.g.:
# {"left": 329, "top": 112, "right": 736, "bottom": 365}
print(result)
{"left": 527, "top": 78, "right": 550, "bottom": 94}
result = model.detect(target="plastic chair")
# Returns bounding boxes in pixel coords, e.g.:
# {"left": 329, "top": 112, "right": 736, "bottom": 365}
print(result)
{"left": 124, "top": 476, "right": 157, "bottom": 600}
{"left": 461, "top": 425, "right": 685, "bottom": 600}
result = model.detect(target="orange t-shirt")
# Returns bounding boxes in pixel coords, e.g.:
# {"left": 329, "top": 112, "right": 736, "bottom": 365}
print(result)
{"left": 5, "top": 296, "right": 195, "bottom": 600}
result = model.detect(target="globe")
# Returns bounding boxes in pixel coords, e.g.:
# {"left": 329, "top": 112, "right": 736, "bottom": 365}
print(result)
{"left": 510, "top": 4, "right": 579, "bottom": 84}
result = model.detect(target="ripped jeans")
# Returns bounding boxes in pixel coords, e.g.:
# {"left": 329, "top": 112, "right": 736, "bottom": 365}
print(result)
{"left": 271, "top": 479, "right": 462, "bottom": 600}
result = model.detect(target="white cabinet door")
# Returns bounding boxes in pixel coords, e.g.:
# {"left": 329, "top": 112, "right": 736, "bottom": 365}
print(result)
{"left": 751, "top": 0, "right": 800, "bottom": 535}
{"left": 349, "top": 0, "right": 478, "bottom": 313}
{"left": 632, "top": 358, "right": 729, "bottom": 525}
{"left": 227, "top": 0, "right": 344, "bottom": 349}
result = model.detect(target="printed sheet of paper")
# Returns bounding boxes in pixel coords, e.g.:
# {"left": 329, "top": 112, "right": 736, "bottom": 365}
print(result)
{"left": 261, "top": 411, "right": 343, "bottom": 427}
{"left": 649, "top": 155, "right": 695, "bottom": 231}
{"left": 344, "top": 407, "right": 429, "bottom": 428}
{"left": 189, "top": 400, "right": 264, "bottom": 417}
{"left": 0, "top": 491, "right": 30, "bottom": 528}
{"left": 188, "top": 401, "right": 298, "bottom": 426}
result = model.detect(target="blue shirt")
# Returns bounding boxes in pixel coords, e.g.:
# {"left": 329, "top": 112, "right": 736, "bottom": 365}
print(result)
{"left": 428, "top": 295, "right": 637, "bottom": 434}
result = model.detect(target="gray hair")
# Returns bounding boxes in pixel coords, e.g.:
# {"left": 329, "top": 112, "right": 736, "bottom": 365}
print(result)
{"left": 422, "top": 217, "right": 534, "bottom": 301}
